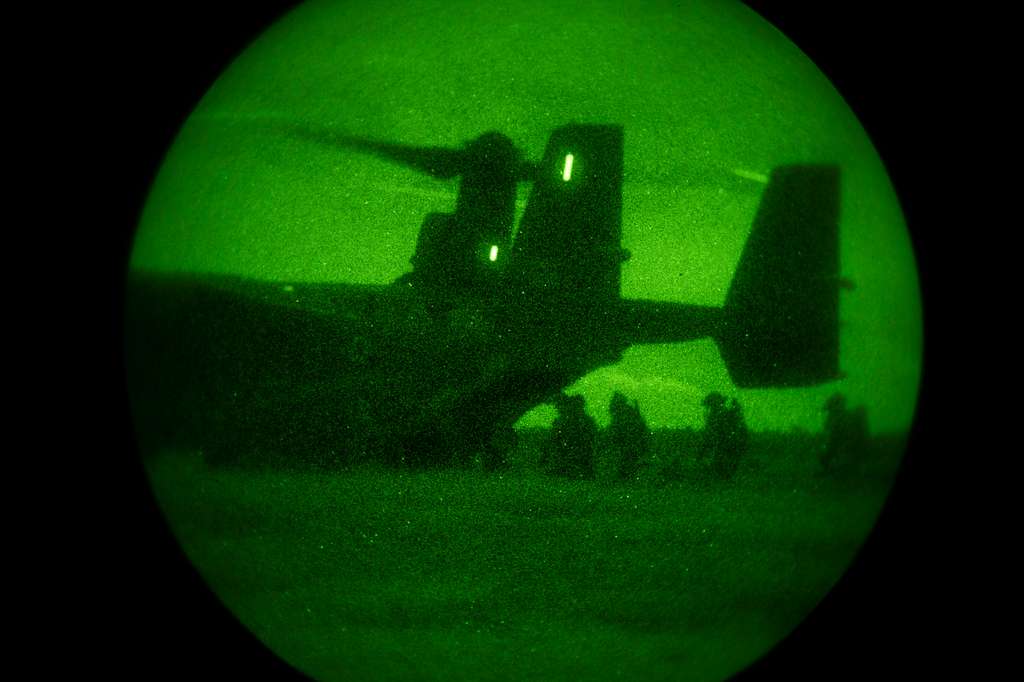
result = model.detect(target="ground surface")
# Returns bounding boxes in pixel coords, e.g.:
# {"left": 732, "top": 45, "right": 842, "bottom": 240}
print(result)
{"left": 145, "top": 437, "right": 902, "bottom": 681}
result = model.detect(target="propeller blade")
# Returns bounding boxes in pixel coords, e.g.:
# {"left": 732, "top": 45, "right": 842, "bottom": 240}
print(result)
{"left": 211, "top": 115, "right": 538, "bottom": 182}
{"left": 327, "top": 136, "right": 467, "bottom": 179}
{"left": 273, "top": 122, "right": 467, "bottom": 179}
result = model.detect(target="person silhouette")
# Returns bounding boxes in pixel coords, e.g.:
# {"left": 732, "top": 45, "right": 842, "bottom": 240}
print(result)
{"left": 701, "top": 392, "right": 748, "bottom": 480}
{"left": 546, "top": 393, "right": 598, "bottom": 479}
{"left": 609, "top": 392, "right": 649, "bottom": 481}
{"left": 820, "top": 393, "right": 868, "bottom": 473}
{"left": 700, "top": 392, "right": 727, "bottom": 468}
{"left": 718, "top": 397, "right": 748, "bottom": 479}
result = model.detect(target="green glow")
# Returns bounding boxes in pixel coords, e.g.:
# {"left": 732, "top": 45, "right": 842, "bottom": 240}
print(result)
{"left": 127, "top": 1, "right": 923, "bottom": 681}
{"left": 130, "top": 0, "right": 920, "bottom": 434}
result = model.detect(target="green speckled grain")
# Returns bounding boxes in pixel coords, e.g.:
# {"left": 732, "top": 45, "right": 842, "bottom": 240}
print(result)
{"left": 128, "top": 1, "right": 922, "bottom": 679}
{"left": 131, "top": 0, "right": 921, "bottom": 433}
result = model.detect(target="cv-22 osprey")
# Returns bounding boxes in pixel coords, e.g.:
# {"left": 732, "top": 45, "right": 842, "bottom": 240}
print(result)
{"left": 126, "top": 123, "right": 841, "bottom": 469}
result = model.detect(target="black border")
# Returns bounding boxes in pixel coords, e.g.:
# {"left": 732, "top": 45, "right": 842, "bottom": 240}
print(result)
{"left": 78, "top": 1, "right": 953, "bottom": 678}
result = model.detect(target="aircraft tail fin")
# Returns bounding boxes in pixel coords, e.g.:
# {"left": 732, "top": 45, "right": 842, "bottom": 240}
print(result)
{"left": 716, "top": 165, "right": 843, "bottom": 387}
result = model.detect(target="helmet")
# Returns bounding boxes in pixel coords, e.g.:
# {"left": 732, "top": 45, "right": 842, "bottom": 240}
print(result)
{"left": 702, "top": 392, "right": 726, "bottom": 408}
{"left": 824, "top": 393, "right": 846, "bottom": 412}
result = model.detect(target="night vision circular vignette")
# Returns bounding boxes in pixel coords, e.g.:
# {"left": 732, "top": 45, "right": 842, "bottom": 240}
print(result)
{"left": 124, "top": 1, "right": 923, "bottom": 680}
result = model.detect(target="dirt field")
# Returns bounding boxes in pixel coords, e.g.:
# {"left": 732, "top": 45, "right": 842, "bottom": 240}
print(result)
{"left": 145, "top": 435, "right": 903, "bottom": 681}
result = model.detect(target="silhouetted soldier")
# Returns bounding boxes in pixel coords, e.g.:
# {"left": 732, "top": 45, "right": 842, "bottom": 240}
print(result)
{"left": 820, "top": 393, "right": 868, "bottom": 473}
{"left": 718, "top": 397, "right": 749, "bottom": 479}
{"left": 545, "top": 393, "right": 597, "bottom": 479}
{"left": 609, "top": 392, "right": 649, "bottom": 481}
{"left": 700, "top": 392, "right": 727, "bottom": 467}
{"left": 701, "top": 392, "right": 748, "bottom": 480}
{"left": 482, "top": 422, "right": 517, "bottom": 472}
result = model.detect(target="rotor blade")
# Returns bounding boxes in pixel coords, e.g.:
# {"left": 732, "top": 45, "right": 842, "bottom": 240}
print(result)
{"left": 272, "top": 122, "right": 466, "bottom": 179}
{"left": 329, "top": 136, "right": 467, "bottom": 179}
{"left": 197, "top": 113, "right": 538, "bottom": 182}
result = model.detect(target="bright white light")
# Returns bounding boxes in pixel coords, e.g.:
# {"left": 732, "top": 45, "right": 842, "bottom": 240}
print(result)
{"left": 562, "top": 154, "right": 574, "bottom": 182}
{"left": 489, "top": 245, "right": 499, "bottom": 262}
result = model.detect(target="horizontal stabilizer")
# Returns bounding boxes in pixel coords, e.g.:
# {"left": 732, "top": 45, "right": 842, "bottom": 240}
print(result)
{"left": 618, "top": 300, "right": 722, "bottom": 345}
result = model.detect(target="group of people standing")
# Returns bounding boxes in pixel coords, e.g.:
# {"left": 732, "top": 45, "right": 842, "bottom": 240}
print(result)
{"left": 540, "top": 392, "right": 649, "bottom": 481}
{"left": 538, "top": 389, "right": 867, "bottom": 481}
{"left": 698, "top": 392, "right": 748, "bottom": 480}
{"left": 541, "top": 389, "right": 748, "bottom": 482}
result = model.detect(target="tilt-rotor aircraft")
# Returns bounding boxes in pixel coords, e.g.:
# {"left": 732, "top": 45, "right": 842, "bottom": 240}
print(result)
{"left": 126, "top": 124, "right": 841, "bottom": 469}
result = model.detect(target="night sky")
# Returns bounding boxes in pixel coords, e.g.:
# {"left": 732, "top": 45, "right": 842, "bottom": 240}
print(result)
{"left": 130, "top": 0, "right": 922, "bottom": 433}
